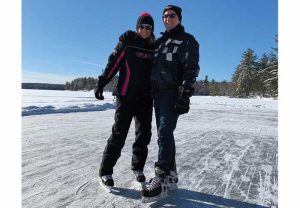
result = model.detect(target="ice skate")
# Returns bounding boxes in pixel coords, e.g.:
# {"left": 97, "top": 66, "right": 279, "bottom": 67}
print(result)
{"left": 141, "top": 167, "right": 169, "bottom": 203}
{"left": 167, "top": 170, "right": 178, "bottom": 191}
{"left": 133, "top": 170, "right": 146, "bottom": 189}
{"left": 133, "top": 170, "right": 146, "bottom": 182}
{"left": 99, "top": 175, "right": 114, "bottom": 193}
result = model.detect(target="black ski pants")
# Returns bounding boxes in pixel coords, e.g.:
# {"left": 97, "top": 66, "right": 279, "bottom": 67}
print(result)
{"left": 99, "top": 96, "right": 153, "bottom": 176}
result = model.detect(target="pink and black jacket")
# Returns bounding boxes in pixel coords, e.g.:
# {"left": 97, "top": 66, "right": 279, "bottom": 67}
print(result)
{"left": 98, "top": 30, "right": 155, "bottom": 100}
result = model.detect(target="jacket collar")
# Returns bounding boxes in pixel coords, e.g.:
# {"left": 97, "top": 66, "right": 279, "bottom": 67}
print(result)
{"left": 160, "top": 24, "right": 185, "bottom": 38}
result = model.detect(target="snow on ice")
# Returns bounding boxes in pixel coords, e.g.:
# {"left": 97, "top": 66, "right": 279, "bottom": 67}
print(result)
{"left": 22, "top": 89, "right": 278, "bottom": 207}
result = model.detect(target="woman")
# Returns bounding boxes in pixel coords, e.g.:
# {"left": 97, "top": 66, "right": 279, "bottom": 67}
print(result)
{"left": 94, "top": 12, "right": 155, "bottom": 189}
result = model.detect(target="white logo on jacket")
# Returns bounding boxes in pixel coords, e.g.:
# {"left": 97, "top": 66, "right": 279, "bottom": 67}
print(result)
{"left": 159, "top": 39, "right": 183, "bottom": 62}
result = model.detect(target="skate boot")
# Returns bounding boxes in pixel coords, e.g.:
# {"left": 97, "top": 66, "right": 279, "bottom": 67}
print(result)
{"left": 99, "top": 175, "right": 114, "bottom": 192}
{"left": 167, "top": 170, "right": 178, "bottom": 191}
{"left": 141, "top": 167, "right": 169, "bottom": 203}
{"left": 133, "top": 170, "right": 146, "bottom": 182}
{"left": 133, "top": 170, "right": 146, "bottom": 189}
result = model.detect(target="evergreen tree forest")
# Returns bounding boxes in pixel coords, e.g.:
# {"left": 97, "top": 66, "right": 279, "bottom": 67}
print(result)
{"left": 63, "top": 75, "right": 233, "bottom": 96}
{"left": 64, "top": 76, "right": 118, "bottom": 92}
{"left": 231, "top": 36, "right": 278, "bottom": 98}
{"left": 22, "top": 83, "right": 65, "bottom": 90}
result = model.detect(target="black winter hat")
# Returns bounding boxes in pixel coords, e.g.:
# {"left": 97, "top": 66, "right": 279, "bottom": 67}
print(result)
{"left": 136, "top": 12, "right": 154, "bottom": 32}
{"left": 163, "top": 5, "right": 182, "bottom": 22}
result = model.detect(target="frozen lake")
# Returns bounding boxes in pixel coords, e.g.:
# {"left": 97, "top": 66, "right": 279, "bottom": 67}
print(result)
{"left": 22, "top": 90, "right": 278, "bottom": 207}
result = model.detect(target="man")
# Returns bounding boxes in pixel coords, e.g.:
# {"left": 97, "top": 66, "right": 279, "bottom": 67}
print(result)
{"left": 142, "top": 5, "right": 200, "bottom": 200}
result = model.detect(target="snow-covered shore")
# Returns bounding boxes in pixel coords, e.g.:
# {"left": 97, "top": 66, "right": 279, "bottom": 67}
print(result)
{"left": 22, "top": 89, "right": 278, "bottom": 207}
{"left": 22, "top": 89, "right": 277, "bottom": 116}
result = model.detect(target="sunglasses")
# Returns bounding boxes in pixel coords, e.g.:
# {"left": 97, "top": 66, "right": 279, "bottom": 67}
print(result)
{"left": 139, "top": 24, "right": 152, "bottom": 30}
{"left": 162, "top": 14, "right": 177, "bottom": 19}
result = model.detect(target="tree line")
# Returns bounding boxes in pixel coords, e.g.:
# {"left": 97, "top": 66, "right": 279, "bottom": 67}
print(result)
{"left": 64, "top": 76, "right": 118, "bottom": 92}
{"left": 63, "top": 75, "right": 233, "bottom": 96}
{"left": 22, "top": 83, "right": 65, "bottom": 90}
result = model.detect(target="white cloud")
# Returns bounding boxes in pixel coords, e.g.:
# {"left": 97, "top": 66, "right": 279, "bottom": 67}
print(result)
{"left": 75, "top": 60, "right": 104, "bottom": 68}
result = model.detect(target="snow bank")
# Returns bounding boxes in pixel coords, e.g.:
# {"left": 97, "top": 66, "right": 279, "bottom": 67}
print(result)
{"left": 22, "top": 89, "right": 115, "bottom": 116}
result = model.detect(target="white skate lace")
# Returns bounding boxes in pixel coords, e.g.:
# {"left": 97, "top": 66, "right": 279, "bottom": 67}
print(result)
{"left": 147, "top": 177, "right": 162, "bottom": 192}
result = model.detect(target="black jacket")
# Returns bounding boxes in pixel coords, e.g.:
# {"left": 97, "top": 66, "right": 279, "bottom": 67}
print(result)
{"left": 99, "top": 30, "right": 155, "bottom": 100}
{"left": 151, "top": 25, "right": 200, "bottom": 90}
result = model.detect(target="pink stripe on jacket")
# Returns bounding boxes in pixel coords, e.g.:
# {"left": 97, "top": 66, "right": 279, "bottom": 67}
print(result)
{"left": 121, "top": 60, "right": 131, "bottom": 95}
{"left": 107, "top": 49, "right": 125, "bottom": 79}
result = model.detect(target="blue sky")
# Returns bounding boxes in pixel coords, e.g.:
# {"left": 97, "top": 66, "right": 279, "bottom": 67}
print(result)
{"left": 22, "top": 0, "right": 278, "bottom": 84}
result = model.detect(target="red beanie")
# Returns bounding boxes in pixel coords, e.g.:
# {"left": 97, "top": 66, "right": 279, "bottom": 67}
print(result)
{"left": 136, "top": 12, "right": 154, "bottom": 32}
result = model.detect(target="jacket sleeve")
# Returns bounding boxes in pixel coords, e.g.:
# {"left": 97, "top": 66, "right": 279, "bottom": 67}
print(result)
{"left": 98, "top": 32, "right": 130, "bottom": 87}
{"left": 181, "top": 36, "right": 200, "bottom": 90}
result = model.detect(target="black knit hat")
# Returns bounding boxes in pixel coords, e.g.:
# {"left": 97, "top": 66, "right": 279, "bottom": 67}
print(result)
{"left": 136, "top": 12, "right": 154, "bottom": 32}
{"left": 163, "top": 5, "right": 182, "bottom": 22}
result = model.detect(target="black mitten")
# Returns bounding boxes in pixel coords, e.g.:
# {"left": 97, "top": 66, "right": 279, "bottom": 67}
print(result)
{"left": 94, "top": 76, "right": 105, "bottom": 100}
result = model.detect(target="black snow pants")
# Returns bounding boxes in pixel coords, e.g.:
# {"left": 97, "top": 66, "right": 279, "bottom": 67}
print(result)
{"left": 99, "top": 96, "right": 153, "bottom": 176}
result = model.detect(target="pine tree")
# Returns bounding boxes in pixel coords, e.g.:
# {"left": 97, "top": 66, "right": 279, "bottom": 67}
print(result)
{"left": 203, "top": 75, "right": 209, "bottom": 95}
{"left": 192, "top": 81, "right": 201, "bottom": 95}
{"left": 232, "top": 48, "right": 258, "bottom": 97}
{"left": 65, "top": 81, "right": 71, "bottom": 90}
{"left": 265, "top": 35, "right": 278, "bottom": 97}
{"left": 209, "top": 79, "right": 219, "bottom": 96}
{"left": 87, "top": 77, "right": 97, "bottom": 90}
{"left": 264, "top": 52, "right": 278, "bottom": 97}
{"left": 256, "top": 53, "right": 269, "bottom": 96}
{"left": 219, "top": 80, "right": 231, "bottom": 96}
{"left": 231, "top": 65, "right": 241, "bottom": 97}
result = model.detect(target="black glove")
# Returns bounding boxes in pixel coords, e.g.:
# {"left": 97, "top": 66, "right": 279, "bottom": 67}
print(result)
{"left": 175, "top": 96, "right": 190, "bottom": 115}
{"left": 94, "top": 76, "right": 105, "bottom": 100}
{"left": 175, "top": 85, "right": 194, "bottom": 115}
{"left": 178, "top": 85, "right": 194, "bottom": 97}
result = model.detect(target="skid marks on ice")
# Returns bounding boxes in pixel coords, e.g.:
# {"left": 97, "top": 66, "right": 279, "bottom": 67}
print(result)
{"left": 175, "top": 130, "right": 277, "bottom": 207}
{"left": 75, "top": 180, "right": 92, "bottom": 195}
{"left": 69, "top": 177, "right": 146, "bottom": 208}
{"left": 222, "top": 139, "right": 253, "bottom": 198}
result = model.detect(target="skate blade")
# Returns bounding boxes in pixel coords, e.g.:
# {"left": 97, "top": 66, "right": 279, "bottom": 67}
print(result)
{"left": 99, "top": 180, "right": 115, "bottom": 193}
{"left": 139, "top": 182, "right": 146, "bottom": 189}
{"left": 142, "top": 192, "right": 168, "bottom": 203}
{"left": 131, "top": 181, "right": 147, "bottom": 190}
